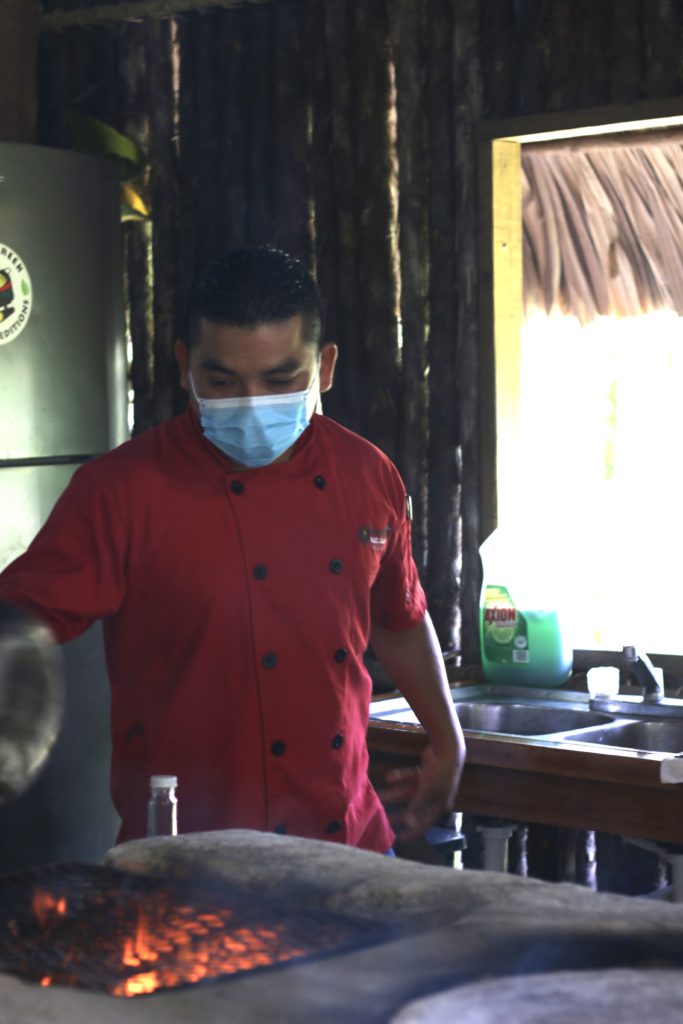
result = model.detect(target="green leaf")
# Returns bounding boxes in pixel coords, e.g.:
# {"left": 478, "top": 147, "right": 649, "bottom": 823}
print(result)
{"left": 65, "top": 111, "right": 143, "bottom": 180}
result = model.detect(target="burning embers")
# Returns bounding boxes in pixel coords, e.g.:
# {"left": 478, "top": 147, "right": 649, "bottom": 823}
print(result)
{"left": 32, "top": 888, "right": 68, "bottom": 929}
{"left": 0, "top": 863, "right": 388, "bottom": 997}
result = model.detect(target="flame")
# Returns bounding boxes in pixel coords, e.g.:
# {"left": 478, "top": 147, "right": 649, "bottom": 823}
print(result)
{"left": 110, "top": 902, "right": 302, "bottom": 997}
{"left": 114, "top": 971, "right": 161, "bottom": 998}
{"left": 32, "top": 889, "right": 67, "bottom": 929}
{"left": 122, "top": 909, "right": 159, "bottom": 967}
{"left": 25, "top": 884, "right": 339, "bottom": 999}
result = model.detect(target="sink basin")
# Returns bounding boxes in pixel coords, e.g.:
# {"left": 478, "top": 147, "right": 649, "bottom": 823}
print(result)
{"left": 369, "top": 690, "right": 683, "bottom": 753}
{"left": 566, "top": 719, "right": 683, "bottom": 753}
{"left": 451, "top": 702, "right": 614, "bottom": 736}
{"left": 369, "top": 699, "right": 614, "bottom": 735}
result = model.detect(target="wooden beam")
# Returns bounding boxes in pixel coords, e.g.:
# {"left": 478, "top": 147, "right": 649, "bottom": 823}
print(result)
{"left": 0, "top": 0, "right": 40, "bottom": 143}
{"left": 41, "top": 0, "right": 273, "bottom": 32}
{"left": 490, "top": 138, "right": 523, "bottom": 533}
{"left": 478, "top": 96, "right": 683, "bottom": 145}
{"left": 477, "top": 137, "right": 523, "bottom": 537}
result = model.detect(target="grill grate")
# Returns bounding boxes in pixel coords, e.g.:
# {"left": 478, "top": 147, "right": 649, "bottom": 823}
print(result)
{"left": 0, "top": 862, "right": 391, "bottom": 997}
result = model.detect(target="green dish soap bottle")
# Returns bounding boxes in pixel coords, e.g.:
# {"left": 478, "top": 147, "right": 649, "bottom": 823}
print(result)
{"left": 479, "top": 528, "right": 573, "bottom": 687}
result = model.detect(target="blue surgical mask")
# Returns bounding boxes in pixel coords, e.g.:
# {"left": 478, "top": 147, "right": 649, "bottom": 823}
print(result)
{"left": 190, "top": 373, "right": 319, "bottom": 467}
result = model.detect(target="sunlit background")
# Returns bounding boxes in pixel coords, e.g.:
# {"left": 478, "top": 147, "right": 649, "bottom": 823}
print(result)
{"left": 512, "top": 307, "right": 683, "bottom": 654}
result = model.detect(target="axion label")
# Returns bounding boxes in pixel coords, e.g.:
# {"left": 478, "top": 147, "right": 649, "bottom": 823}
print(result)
{"left": 484, "top": 607, "right": 517, "bottom": 625}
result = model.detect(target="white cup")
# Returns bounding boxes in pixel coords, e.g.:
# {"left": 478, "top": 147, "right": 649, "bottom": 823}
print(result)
{"left": 587, "top": 666, "right": 620, "bottom": 699}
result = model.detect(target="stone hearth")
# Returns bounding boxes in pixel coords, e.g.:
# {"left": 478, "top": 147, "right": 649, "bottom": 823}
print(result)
{"left": 2, "top": 829, "right": 683, "bottom": 1022}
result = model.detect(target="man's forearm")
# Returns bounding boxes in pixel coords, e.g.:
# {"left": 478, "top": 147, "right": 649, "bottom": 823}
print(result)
{"left": 370, "top": 613, "right": 466, "bottom": 838}
{"left": 370, "top": 613, "right": 464, "bottom": 761}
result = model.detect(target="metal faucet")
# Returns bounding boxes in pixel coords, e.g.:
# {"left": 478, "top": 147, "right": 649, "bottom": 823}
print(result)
{"left": 588, "top": 644, "right": 667, "bottom": 716}
{"left": 622, "top": 645, "right": 664, "bottom": 703}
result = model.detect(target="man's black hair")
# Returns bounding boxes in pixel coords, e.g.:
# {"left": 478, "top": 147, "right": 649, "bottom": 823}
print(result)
{"left": 185, "top": 246, "right": 324, "bottom": 349}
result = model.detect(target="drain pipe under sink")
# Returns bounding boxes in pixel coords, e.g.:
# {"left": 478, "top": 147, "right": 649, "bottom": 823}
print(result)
{"left": 475, "top": 819, "right": 518, "bottom": 872}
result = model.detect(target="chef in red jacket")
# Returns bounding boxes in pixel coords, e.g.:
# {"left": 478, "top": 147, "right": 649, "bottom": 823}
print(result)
{"left": 0, "top": 246, "right": 465, "bottom": 851}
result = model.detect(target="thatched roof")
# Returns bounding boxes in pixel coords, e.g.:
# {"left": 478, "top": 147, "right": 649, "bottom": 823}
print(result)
{"left": 522, "top": 131, "right": 683, "bottom": 324}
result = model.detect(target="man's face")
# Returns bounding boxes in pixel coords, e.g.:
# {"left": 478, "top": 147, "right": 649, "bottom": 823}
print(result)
{"left": 175, "top": 315, "right": 337, "bottom": 408}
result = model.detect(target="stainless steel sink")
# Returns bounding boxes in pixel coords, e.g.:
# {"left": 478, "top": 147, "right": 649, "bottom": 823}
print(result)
{"left": 565, "top": 719, "right": 683, "bottom": 753}
{"left": 369, "top": 686, "right": 683, "bottom": 752}
{"left": 452, "top": 702, "right": 614, "bottom": 736}
{"left": 369, "top": 695, "right": 615, "bottom": 736}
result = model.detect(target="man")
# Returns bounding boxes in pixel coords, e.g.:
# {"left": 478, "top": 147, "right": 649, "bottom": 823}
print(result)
{"left": 0, "top": 246, "right": 465, "bottom": 852}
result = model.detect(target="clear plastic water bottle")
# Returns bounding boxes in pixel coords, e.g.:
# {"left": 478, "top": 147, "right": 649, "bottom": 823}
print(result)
{"left": 146, "top": 774, "right": 178, "bottom": 837}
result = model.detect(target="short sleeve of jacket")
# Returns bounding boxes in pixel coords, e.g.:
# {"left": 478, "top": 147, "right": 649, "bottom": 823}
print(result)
{"left": 369, "top": 463, "right": 427, "bottom": 631}
{"left": 0, "top": 461, "right": 127, "bottom": 642}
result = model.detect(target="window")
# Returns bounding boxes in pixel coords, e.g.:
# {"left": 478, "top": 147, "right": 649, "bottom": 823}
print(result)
{"left": 480, "top": 101, "right": 683, "bottom": 659}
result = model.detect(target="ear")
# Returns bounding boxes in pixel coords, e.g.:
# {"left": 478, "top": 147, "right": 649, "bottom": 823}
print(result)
{"left": 319, "top": 342, "right": 338, "bottom": 393}
{"left": 175, "top": 340, "right": 190, "bottom": 391}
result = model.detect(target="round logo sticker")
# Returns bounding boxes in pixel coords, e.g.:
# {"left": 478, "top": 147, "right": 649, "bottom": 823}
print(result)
{"left": 0, "top": 244, "right": 33, "bottom": 345}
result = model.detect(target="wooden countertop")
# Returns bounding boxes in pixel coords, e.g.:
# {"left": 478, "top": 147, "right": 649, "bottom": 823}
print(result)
{"left": 367, "top": 691, "right": 683, "bottom": 844}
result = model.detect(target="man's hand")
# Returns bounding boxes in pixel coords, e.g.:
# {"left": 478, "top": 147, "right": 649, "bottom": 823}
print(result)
{"left": 376, "top": 744, "right": 462, "bottom": 842}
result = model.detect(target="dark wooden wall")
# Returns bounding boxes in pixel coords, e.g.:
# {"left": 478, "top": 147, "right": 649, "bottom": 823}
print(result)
{"left": 35, "top": 0, "right": 683, "bottom": 661}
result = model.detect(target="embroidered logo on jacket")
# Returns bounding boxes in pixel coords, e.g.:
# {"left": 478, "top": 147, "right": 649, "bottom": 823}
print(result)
{"left": 359, "top": 526, "right": 391, "bottom": 550}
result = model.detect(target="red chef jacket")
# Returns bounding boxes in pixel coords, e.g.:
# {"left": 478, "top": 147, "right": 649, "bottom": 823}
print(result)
{"left": 0, "top": 406, "right": 427, "bottom": 850}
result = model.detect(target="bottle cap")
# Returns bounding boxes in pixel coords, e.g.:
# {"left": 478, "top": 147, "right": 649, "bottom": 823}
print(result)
{"left": 150, "top": 774, "right": 178, "bottom": 789}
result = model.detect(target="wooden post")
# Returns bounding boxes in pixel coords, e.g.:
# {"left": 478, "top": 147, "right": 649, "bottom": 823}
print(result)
{"left": 0, "top": 0, "right": 40, "bottom": 143}
{"left": 425, "top": 0, "right": 458, "bottom": 651}
{"left": 392, "top": 0, "right": 429, "bottom": 574}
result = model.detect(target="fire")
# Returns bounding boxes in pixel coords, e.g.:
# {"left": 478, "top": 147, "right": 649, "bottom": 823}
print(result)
{"left": 115, "top": 971, "right": 161, "bottom": 997}
{"left": 112, "top": 901, "right": 302, "bottom": 998}
{"left": 15, "top": 873, "right": 361, "bottom": 999}
{"left": 32, "top": 889, "right": 67, "bottom": 929}
{"left": 122, "top": 910, "right": 158, "bottom": 967}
